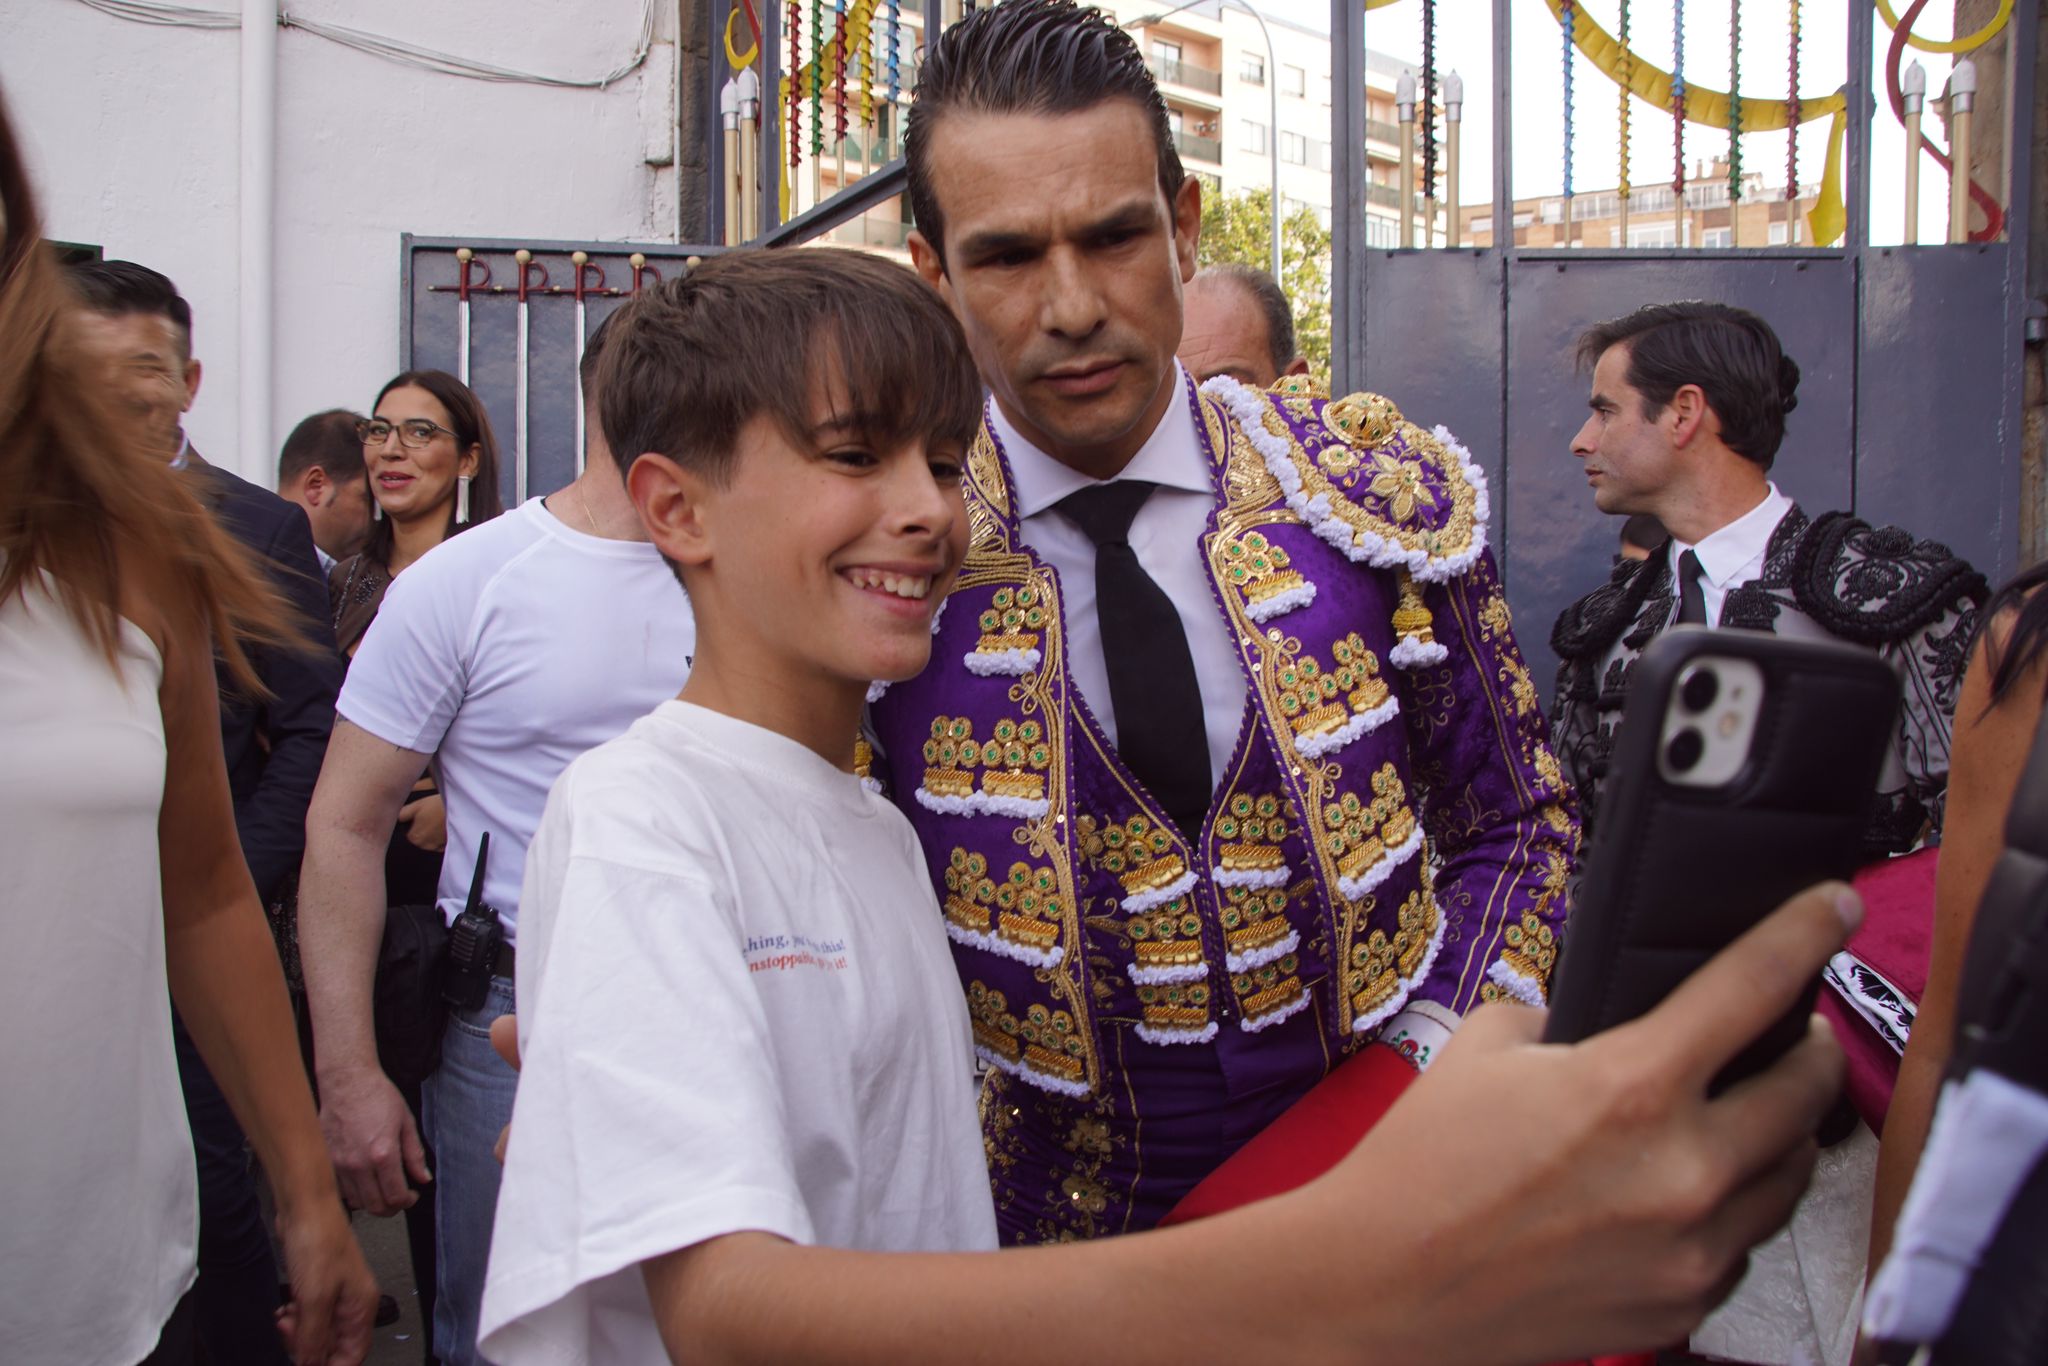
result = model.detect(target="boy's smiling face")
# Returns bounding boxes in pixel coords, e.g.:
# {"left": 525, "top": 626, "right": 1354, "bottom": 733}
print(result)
{"left": 632, "top": 389, "right": 970, "bottom": 703}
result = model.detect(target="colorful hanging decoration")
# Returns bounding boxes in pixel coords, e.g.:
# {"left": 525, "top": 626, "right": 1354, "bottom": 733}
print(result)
{"left": 886, "top": 0, "right": 901, "bottom": 104}
{"left": 1617, "top": 0, "right": 1632, "bottom": 211}
{"left": 1531, "top": 0, "right": 2008, "bottom": 246}
{"left": 1537, "top": 0, "right": 1842, "bottom": 133}
{"left": 788, "top": 0, "right": 803, "bottom": 171}
{"left": 1421, "top": 0, "right": 1438, "bottom": 206}
{"left": 1726, "top": 0, "right": 1743, "bottom": 205}
{"left": 1560, "top": 0, "right": 1576, "bottom": 211}
{"left": 810, "top": 0, "right": 824, "bottom": 158}
{"left": 833, "top": 0, "right": 850, "bottom": 150}
{"left": 1672, "top": 0, "right": 1687, "bottom": 201}
{"left": 1884, "top": 0, "right": 2008, "bottom": 240}
{"left": 1785, "top": 0, "right": 1800, "bottom": 203}
{"left": 859, "top": 24, "right": 876, "bottom": 154}
{"left": 1876, "top": 0, "right": 2012, "bottom": 54}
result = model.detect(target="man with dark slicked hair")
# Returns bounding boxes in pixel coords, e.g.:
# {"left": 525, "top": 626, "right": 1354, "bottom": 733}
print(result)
{"left": 1552, "top": 301, "right": 1986, "bottom": 857}
{"left": 882, "top": 0, "right": 1580, "bottom": 1242}
{"left": 1549, "top": 299, "right": 1991, "bottom": 1366}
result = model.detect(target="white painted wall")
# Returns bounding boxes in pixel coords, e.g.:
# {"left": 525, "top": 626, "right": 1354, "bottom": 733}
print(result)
{"left": 4, "top": 0, "right": 680, "bottom": 484}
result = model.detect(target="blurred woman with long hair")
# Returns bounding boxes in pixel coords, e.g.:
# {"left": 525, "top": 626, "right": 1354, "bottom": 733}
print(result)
{"left": 0, "top": 96, "right": 377, "bottom": 1363}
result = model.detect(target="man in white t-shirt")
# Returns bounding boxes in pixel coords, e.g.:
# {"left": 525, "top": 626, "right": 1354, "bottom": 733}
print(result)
{"left": 299, "top": 318, "right": 694, "bottom": 1366}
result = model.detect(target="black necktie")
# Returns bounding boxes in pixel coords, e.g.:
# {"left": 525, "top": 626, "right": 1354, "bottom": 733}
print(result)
{"left": 1055, "top": 481, "right": 1213, "bottom": 840}
{"left": 1675, "top": 548, "right": 1709, "bottom": 626}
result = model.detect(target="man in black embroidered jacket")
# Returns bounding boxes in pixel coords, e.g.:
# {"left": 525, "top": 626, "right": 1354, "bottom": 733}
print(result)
{"left": 1550, "top": 302, "right": 1986, "bottom": 858}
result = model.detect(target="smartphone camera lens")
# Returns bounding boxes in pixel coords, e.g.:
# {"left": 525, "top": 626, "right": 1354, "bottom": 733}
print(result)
{"left": 1665, "top": 728, "right": 1705, "bottom": 773}
{"left": 1679, "top": 666, "right": 1719, "bottom": 714}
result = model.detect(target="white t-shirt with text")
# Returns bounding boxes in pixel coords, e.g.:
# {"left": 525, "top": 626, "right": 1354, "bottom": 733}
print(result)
{"left": 337, "top": 498, "right": 694, "bottom": 938}
{"left": 479, "top": 701, "right": 997, "bottom": 1364}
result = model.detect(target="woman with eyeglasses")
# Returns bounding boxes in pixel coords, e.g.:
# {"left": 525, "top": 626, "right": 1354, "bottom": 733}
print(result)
{"left": 322, "top": 369, "right": 500, "bottom": 1358}
{"left": 330, "top": 372, "right": 504, "bottom": 655}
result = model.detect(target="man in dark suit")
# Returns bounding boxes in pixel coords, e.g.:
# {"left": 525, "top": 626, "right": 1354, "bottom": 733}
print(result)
{"left": 71, "top": 260, "right": 344, "bottom": 1366}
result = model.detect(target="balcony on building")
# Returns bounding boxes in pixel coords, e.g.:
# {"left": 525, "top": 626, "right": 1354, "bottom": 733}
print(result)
{"left": 1140, "top": 22, "right": 1224, "bottom": 106}
{"left": 1173, "top": 128, "right": 1224, "bottom": 165}
{"left": 1152, "top": 52, "right": 1224, "bottom": 96}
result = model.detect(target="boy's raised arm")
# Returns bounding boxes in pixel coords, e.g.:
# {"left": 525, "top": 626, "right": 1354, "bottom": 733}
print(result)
{"left": 643, "top": 883, "right": 1855, "bottom": 1366}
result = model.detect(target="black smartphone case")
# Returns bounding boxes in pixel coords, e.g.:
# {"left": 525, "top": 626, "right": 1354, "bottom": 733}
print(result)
{"left": 1542, "top": 629, "right": 1901, "bottom": 1089}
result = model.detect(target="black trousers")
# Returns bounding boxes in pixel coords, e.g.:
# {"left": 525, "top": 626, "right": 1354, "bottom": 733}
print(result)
{"left": 172, "top": 1014, "right": 290, "bottom": 1366}
{"left": 137, "top": 1291, "right": 197, "bottom": 1366}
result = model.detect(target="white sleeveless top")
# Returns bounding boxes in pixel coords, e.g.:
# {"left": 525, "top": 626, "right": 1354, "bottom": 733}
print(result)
{"left": 0, "top": 572, "right": 197, "bottom": 1363}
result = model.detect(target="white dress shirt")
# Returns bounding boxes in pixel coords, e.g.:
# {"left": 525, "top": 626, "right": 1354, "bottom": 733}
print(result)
{"left": 989, "top": 365, "right": 1248, "bottom": 784}
{"left": 1667, "top": 482, "right": 1795, "bottom": 626}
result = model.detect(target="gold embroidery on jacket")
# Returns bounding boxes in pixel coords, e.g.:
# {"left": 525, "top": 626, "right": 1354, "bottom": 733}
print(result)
{"left": 947, "top": 431, "right": 1099, "bottom": 1095}
{"left": 1213, "top": 792, "right": 1292, "bottom": 886}
{"left": 1219, "top": 530, "right": 1314, "bottom": 622}
{"left": 916, "top": 715, "right": 1054, "bottom": 816}
{"left": 967, "top": 585, "right": 1049, "bottom": 676}
{"left": 1322, "top": 763, "right": 1423, "bottom": 899}
{"left": 1322, "top": 390, "right": 1400, "bottom": 449}
{"left": 1347, "top": 889, "right": 1437, "bottom": 1024}
{"left": 967, "top": 980, "right": 1088, "bottom": 1094}
{"left": 1270, "top": 629, "right": 1396, "bottom": 758}
{"left": 943, "top": 849, "right": 1069, "bottom": 964}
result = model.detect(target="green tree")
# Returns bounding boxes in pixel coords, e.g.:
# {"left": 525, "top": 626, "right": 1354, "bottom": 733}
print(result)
{"left": 1195, "top": 186, "right": 1332, "bottom": 379}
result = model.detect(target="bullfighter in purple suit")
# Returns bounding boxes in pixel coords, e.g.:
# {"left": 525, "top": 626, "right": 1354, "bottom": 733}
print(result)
{"left": 869, "top": 0, "right": 1576, "bottom": 1246}
{"left": 868, "top": 366, "right": 1577, "bottom": 1241}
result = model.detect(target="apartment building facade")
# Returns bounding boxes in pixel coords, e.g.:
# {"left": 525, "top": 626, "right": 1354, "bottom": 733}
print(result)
{"left": 813, "top": 0, "right": 1424, "bottom": 255}
{"left": 1455, "top": 155, "right": 1823, "bottom": 251}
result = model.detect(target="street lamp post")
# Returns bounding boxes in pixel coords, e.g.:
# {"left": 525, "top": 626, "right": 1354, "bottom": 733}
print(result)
{"left": 1396, "top": 69, "right": 1416, "bottom": 248}
{"left": 1131, "top": 0, "right": 1282, "bottom": 284}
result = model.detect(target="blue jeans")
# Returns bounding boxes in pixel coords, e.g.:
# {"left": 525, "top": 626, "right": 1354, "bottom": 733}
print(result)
{"left": 421, "top": 974, "right": 517, "bottom": 1366}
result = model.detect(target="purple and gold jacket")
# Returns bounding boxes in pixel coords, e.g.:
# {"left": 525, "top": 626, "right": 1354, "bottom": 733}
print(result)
{"left": 868, "top": 375, "right": 1577, "bottom": 1239}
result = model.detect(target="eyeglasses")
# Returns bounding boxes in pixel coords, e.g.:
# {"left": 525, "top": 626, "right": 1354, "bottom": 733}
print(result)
{"left": 357, "top": 417, "right": 457, "bottom": 449}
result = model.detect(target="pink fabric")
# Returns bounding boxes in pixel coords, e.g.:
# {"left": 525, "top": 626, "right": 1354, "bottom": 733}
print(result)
{"left": 1819, "top": 848, "right": 1938, "bottom": 1134}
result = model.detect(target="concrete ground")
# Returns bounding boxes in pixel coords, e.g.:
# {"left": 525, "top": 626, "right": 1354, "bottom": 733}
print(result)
{"left": 354, "top": 1208, "right": 431, "bottom": 1365}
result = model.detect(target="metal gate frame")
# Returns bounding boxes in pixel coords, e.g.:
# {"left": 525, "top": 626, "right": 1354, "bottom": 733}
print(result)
{"left": 1332, "top": 0, "right": 2039, "bottom": 693}
{"left": 399, "top": 236, "right": 722, "bottom": 510}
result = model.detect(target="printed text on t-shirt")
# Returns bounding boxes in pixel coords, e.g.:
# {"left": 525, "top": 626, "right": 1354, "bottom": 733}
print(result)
{"left": 744, "top": 932, "right": 850, "bottom": 974}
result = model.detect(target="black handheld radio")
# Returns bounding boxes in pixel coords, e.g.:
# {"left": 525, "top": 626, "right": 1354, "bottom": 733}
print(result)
{"left": 442, "top": 831, "right": 503, "bottom": 1012}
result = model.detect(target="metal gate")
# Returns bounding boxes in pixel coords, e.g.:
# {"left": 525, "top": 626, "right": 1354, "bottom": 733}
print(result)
{"left": 1333, "top": 0, "right": 2037, "bottom": 692}
{"left": 400, "top": 236, "right": 721, "bottom": 512}
{"left": 402, "top": 0, "right": 2036, "bottom": 705}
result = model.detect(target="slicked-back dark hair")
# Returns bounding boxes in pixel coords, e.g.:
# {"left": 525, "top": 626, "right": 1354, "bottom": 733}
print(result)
{"left": 66, "top": 258, "right": 195, "bottom": 359}
{"left": 277, "top": 408, "right": 366, "bottom": 487}
{"left": 1193, "top": 263, "right": 1297, "bottom": 376}
{"left": 598, "top": 248, "right": 983, "bottom": 491}
{"left": 1576, "top": 301, "right": 1801, "bottom": 469}
{"left": 905, "top": 0, "right": 1183, "bottom": 265}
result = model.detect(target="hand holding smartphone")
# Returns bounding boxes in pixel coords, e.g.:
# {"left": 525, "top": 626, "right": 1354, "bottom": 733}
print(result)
{"left": 1543, "top": 629, "right": 1902, "bottom": 1091}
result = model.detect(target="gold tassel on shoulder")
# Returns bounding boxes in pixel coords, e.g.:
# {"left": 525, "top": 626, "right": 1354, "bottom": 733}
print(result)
{"left": 1388, "top": 569, "right": 1449, "bottom": 668}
